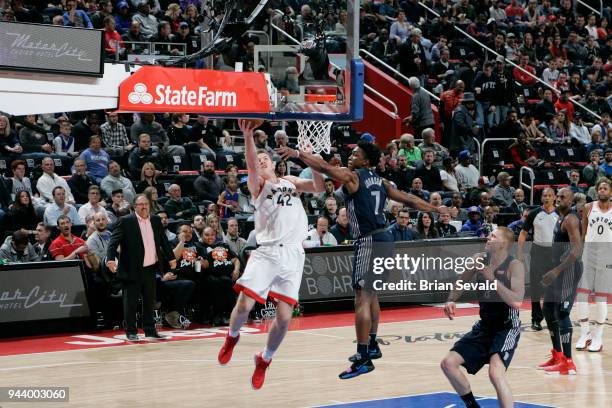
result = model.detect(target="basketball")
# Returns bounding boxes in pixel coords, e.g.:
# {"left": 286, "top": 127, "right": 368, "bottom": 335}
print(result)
{"left": 243, "top": 118, "right": 265, "bottom": 129}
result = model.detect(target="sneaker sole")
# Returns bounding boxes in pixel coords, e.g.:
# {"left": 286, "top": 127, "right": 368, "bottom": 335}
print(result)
{"left": 588, "top": 346, "right": 603, "bottom": 352}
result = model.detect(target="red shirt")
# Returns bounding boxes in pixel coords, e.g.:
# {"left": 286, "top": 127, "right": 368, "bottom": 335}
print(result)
{"left": 513, "top": 65, "right": 537, "bottom": 85}
{"left": 554, "top": 100, "right": 575, "bottom": 121}
{"left": 50, "top": 234, "right": 86, "bottom": 260}
{"left": 104, "top": 30, "right": 124, "bottom": 54}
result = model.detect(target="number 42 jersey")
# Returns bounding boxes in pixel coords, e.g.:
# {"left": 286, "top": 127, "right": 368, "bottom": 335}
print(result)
{"left": 253, "top": 178, "right": 308, "bottom": 246}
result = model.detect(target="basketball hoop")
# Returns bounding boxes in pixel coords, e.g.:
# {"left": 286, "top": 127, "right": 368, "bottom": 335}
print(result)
{"left": 296, "top": 120, "right": 333, "bottom": 154}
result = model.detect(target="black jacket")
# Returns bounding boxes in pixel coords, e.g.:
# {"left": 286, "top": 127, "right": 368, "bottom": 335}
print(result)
{"left": 107, "top": 214, "right": 174, "bottom": 282}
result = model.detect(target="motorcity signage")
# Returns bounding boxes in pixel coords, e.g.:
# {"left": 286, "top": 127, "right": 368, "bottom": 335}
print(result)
{"left": 0, "top": 262, "right": 90, "bottom": 323}
{"left": 0, "top": 22, "right": 104, "bottom": 77}
{"left": 118, "top": 66, "right": 270, "bottom": 114}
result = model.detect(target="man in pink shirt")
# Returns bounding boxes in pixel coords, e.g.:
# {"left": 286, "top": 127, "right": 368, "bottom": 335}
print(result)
{"left": 107, "top": 195, "right": 176, "bottom": 342}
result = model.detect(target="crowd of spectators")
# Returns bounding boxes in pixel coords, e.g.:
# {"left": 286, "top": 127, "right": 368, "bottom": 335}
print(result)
{"left": 1, "top": 0, "right": 611, "bottom": 330}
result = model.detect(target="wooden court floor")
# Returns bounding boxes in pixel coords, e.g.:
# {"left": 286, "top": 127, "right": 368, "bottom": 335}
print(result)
{"left": 0, "top": 306, "right": 610, "bottom": 407}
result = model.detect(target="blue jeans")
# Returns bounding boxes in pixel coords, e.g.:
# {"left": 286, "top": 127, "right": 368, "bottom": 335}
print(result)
{"left": 476, "top": 101, "right": 496, "bottom": 131}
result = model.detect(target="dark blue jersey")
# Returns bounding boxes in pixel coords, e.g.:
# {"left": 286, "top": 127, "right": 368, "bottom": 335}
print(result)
{"left": 478, "top": 255, "right": 520, "bottom": 331}
{"left": 344, "top": 168, "right": 387, "bottom": 238}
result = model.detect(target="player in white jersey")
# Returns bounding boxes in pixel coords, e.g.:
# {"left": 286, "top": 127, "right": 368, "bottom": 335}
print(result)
{"left": 576, "top": 177, "right": 612, "bottom": 352}
{"left": 217, "top": 119, "right": 324, "bottom": 389}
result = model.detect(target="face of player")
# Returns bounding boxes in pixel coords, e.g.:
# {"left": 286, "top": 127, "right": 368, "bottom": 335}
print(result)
{"left": 257, "top": 152, "right": 275, "bottom": 179}
{"left": 597, "top": 182, "right": 611, "bottom": 201}
{"left": 555, "top": 189, "right": 573, "bottom": 212}
{"left": 348, "top": 148, "right": 368, "bottom": 170}
{"left": 485, "top": 229, "right": 506, "bottom": 253}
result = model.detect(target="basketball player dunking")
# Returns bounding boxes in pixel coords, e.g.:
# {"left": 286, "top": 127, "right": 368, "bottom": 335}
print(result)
{"left": 441, "top": 227, "right": 525, "bottom": 408}
{"left": 279, "top": 142, "right": 446, "bottom": 379}
{"left": 217, "top": 120, "right": 324, "bottom": 389}
{"left": 536, "top": 188, "right": 582, "bottom": 375}
{"left": 575, "top": 177, "right": 612, "bottom": 352}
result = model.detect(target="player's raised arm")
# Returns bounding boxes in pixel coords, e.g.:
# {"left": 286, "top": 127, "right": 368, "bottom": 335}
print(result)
{"left": 277, "top": 146, "right": 359, "bottom": 190}
{"left": 383, "top": 180, "right": 447, "bottom": 214}
{"left": 240, "top": 119, "right": 262, "bottom": 198}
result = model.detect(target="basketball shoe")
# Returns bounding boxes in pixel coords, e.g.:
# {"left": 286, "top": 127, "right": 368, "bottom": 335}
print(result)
{"left": 544, "top": 357, "right": 577, "bottom": 375}
{"left": 537, "top": 349, "right": 564, "bottom": 370}
{"left": 218, "top": 334, "right": 240, "bottom": 365}
{"left": 348, "top": 345, "right": 382, "bottom": 362}
{"left": 251, "top": 352, "right": 271, "bottom": 390}
{"left": 588, "top": 325, "right": 603, "bottom": 352}
{"left": 339, "top": 357, "right": 375, "bottom": 379}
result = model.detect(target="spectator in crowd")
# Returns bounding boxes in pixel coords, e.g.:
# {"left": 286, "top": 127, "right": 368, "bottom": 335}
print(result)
{"left": 498, "top": 109, "right": 523, "bottom": 140}
{"left": 44, "top": 186, "right": 82, "bottom": 226}
{"left": 409, "top": 177, "right": 430, "bottom": 201}
{"left": 191, "top": 214, "right": 205, "bottom": 241}
{"left": 103, "top": 16, "right": 124, "bottom": 58}
{"left": 586, "top": 129, "right": 606, "bottom": 157}
{"left": 603, "top": 149, "right": 612, "bottom": 176}
{"left": 129, "top": 133, "right": 164, "bottom": 176}
{"left": 53, "top": 120, "right": 77, "bottom": 158}
{"left": 143, "top": 186, "right": 164, "bottom": 214}
{"left": 165, "top": 184, "right": 197, "bottom": 220}
{"left": 415, "top": 149, "right": 442, "bottom": 192}
{"left": 535, "top": 89, "right": 556, "bottom": 122}
{"left": 330, "top": 207, "right": 352, "bottom": 244}
{"left": 194, "top": 161, "right": 225, "bottom": 202}
{"left": 394, "top": 155, "right": 414, "bottom": 192}
{"left": 114, "top": 2, "right": 132, "bottom": 35}
{"left": 418, "top": 128, "right": 448, "bottom": 169}
{"left": 189, "top": 116, "right": 223, "bottom": 159}
{"left": 132, "top": 2, "right": 158, "bottom": 39}
{"left": 100, "top": 112, "right": 133, "bottom": 156}
{"left": 318, "top": 178, "right": 345, "bottom": 208}
{"left": 492, "top": 172, "right": 515, "bottom": 208}
{"left": 63, "top": 0, "right": 93, "bottom": 28}
{"left": 582, "top": 150, "right": 606, "bottom": 186}
{"left": 223, "top": 217, "right": 247, "bottom": 264}
{"left": 508, "top": 188, "right": 528, "bottom": 215}
{"left": 303, "top": 216, "right": 338, "bottom": 248}
{"left": 101, "top": 161, "right": 136, "bottom": 204}
{"left": 568, "top": 170, "right": 584, "bottom": 194}
{"left": 71, "top": 113, "right": 101, "bottom": 152}
{"left": 86, "top": 212, "right": 112, "bottom": 264}
{"left": 414, "top": 211, "right": 439, "bottom": 240}
{"left": 510, "top": 132, "right": 539, "bottom": 168}
{"left": 436, "top": 210, "right": 457, "bottom": 237}
{"left": 522, "top": 112, "right": 549, "bottom": 144}
{"left": 131, "top": 114, "right": 185, "bottom": 159}
{"left": 19, "top": 115, "right": 54, "bottom": 156}
{"left": 201, "top": 226, "right": 240, "bottom": 325}
{"left": 78, "top": 136, "right": 110, "bottom": 183}
{"left": 388, "top": 208, "right": 416, "bottom": 242}
{"left": 205, "top": 213, "right": 224, "bottom": 242}
{"left": 157, "top": 210, "right": 177, "bottom": 242}
{"left": 68, "top": 159, "right": 98, "bottom": 205}
{"left": 123, "top": 20, "right": 147, "bottom": 45}
{"left": 33, "top": 223, "right": 52, "bottom": 261}
{"left": 397, "top": 133, "right": 421, "bottom": 166}
{"left": 106, "top": 189, "right": 132, "bottom": 222}
{"left": 450, "top": 192, "right": 468, "bottom": 221}
{"left": 508, "top": 209, "right": 530, "bottom": 236}
{"left": 450, "top": 92, "right": 479, "bottom": 155}
{"left": 404, "top": 77, "right": 435, "bottom": 137}
{"left": 78, "top": 186, "right": 110, "bottom": 223}
{"left": 460, "top": 206, "right": 484, "bottom": 235}
{"left": 569, "top": 113, "right": 591, "bottom": 146}
{"left": 554, "top": 91, "right": 575, "bottom": 120}
{"left": 440, "top": 80, "right": 465, "bottom": 132}
{"left": 0, "top": 230, "right": 38, "bottom": 263}
{"left": 439, "top": 157, "right": 459, "bottom": 192}
{"left": 513, "top": 54, "right": 537, "bottom": 86}
{"left": 0, "top": 116, "right": 22, "bottom": 158}
{"left": 49, "top": 215, "right": 91, "bottom": 267}
{"left": 218, "top": 176, "right": 239, "bottom": 219}
{"left": 9, "top": 190, "right": 39, "bottom": 232}
{"left": 238, "top": 176, "right": 255, "bottom": 215}
{"left": 474, "top": 62, "right": 499, "bottom": 132}
{"left": 454, "top": 150, "right": 479, "bottom": 190}
{"left": 135, "top": 162, "right": 165, "bottom": 195}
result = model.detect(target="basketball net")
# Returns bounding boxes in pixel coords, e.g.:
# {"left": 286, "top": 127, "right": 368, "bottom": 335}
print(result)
{"left": 296, "top": 120, "right": 333, "bottom": 154}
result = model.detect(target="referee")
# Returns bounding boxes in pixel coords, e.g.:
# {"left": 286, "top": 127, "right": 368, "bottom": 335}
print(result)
{"left": 518, "top": 187, "right": 558, "bottom": 330}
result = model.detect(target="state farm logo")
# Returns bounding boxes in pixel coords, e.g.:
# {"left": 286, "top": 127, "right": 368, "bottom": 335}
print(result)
{"left": 128, "top": 83, "right": 153, "bottom": 105}
{"left": 125, "top": 83, "right": 237, "bottom": 108}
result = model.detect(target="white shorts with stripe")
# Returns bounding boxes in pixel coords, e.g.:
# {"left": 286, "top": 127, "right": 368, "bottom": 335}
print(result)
{"left": 234, "top": 244, "right": 305, "bottom": 306}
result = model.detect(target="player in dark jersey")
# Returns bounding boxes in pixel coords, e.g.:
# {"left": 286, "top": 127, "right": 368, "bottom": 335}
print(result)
{"left": 278, "top": 141, "right": 446, "bottom": 379}
{"left": 537, "top": 187, "right": 582, "bottom": 375}
{"left": 441, "top": 227, "right": 525, "bottom": 408}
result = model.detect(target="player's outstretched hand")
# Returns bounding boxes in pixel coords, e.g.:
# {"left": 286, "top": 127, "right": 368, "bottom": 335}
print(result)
{"left": 444, "top": 301, "right": 456, "bottom": 320}
{"left": 238, "top": 119, "right": 257, "bottom": 137}
{"left": 276, "top": 146, "right": 298, "bottom": 160}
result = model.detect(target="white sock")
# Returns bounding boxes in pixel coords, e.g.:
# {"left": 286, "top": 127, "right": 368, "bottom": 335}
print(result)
{"left": 595, "top": 300, "right": 608, "bottom": 325}
{"left": 263, "top": 347, "right": 275, "bottom": 362}
{"left": 577, "top": 301, "right": 589, "bottom": 321}
{"left": 229, "top": 330, "right": 240, "bottom": 338}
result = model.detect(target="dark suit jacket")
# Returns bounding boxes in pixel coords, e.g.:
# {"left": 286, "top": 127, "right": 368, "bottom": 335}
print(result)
{"left": 107, "top": 214, "right": 173, "bottom": 282}
{"left": 398, "top": 41, "right": 428, "bottom": 78}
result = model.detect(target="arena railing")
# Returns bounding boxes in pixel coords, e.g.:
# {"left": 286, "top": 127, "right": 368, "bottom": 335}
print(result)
{"left": 416, "top": 2, "right": 602, "bottom": 122}
{"left": 519, "top": 166, "right": 536, "bottom": 205}
{"left": 480, "top": 137, "right": 514, "bottom": 175}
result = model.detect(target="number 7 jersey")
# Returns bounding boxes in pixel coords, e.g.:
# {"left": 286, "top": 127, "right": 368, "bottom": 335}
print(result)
{"left": 253, "top": 177, "right": 308, "bottom": 246}
{"left": 344, "top": 168, "right": 388, "bottom": 238}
